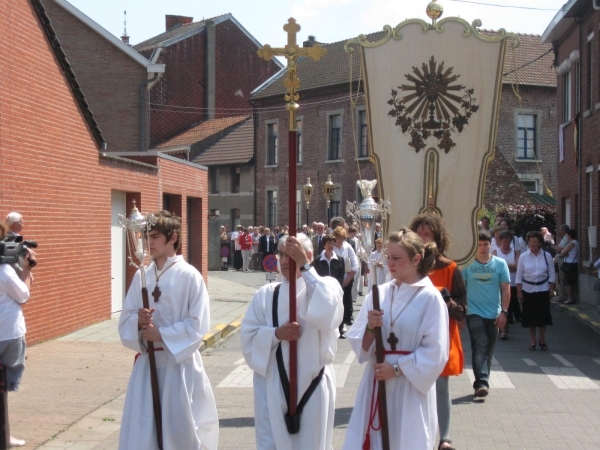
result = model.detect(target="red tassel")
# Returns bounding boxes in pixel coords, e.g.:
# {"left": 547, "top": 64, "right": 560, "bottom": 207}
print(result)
{"left": 362, "top": 432, "right": 370, "bottom": 450}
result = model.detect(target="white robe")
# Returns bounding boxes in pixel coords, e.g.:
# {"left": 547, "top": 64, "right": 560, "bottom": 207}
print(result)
{"left": 118, "top": 255, "right": 219, "bottom": 450}
{"left": 367, "top": 250, "right": 390, "bottom": 294}
{"left": 241, "top": 267, "right": 344, "bottom": 450}
{"left": 343, "top": 277, "right": 449, "bottom": 450}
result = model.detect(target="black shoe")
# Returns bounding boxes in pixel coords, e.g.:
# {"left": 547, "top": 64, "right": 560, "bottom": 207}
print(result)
{"left": 507, "top": 318, "right": 514, "bottom": 324}
{"left": 358, "top": 292, "right": 364, "bottom": 296}
{"left": 474, "top": 386, "right": 489, "bottom": 398}
{"left": 345, "top": 319, "right": 354, "bottom": 326}
{"left": 339, "top": 332, "right": 346, "bottom": 339}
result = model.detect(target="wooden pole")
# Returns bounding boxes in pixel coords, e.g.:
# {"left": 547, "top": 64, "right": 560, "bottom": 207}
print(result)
{"left": 141, "top": 287, "right": 163, "bottom": 450}
{"left": 288, "top": 129, "right": 298, "bottom": 415}
{"left": 371, "top": 265, "right": 390, "bottom": 450}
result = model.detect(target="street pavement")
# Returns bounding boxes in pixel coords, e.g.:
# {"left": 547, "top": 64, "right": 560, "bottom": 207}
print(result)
{"left": 7, "top": 269, "right": 600, "bottom": 449}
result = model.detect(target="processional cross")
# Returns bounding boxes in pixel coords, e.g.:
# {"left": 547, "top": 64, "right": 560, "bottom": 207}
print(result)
{"left": 257, "top": 18, "right": 326, "bottom": 422}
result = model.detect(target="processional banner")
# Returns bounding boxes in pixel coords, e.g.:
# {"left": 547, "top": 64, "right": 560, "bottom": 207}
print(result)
{"left": 346, "top": 8, "right": 518, "bottom": 264}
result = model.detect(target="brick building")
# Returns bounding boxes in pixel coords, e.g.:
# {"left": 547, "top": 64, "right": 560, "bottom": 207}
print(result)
{"left": 156, "top": 115, "right": 256, "bottom": 229}
{"left": 485, "top": 34, "right": 558, "bottom": 208}
{"left": 252, "top": 33, "right": 556, "bottom": 228}
{"left": 133, "top": 14, "right": 283, "bottom": 147}
{"left": 1, "top": 0, "right": 208, "bottom": 344}
{"left": 544, "top": 0, "right": 600, "bottom": 302}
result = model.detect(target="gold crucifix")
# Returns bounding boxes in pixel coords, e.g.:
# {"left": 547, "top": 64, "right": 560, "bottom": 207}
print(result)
{"left": 257, "top": 18, "right": 327, "bottom": 130}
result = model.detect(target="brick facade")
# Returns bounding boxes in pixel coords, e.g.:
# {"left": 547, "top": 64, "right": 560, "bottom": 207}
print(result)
{"left": 143, "top": 17, "right": 281, "bottom": 147}
{"left": 41, "top": 0, "right": 149, "bottom": 152}
{"left": 0, "top": 0, "right": 208, "bottom": 344}
{"left": 546, "top": 1, "right": 600, "bottom": 301}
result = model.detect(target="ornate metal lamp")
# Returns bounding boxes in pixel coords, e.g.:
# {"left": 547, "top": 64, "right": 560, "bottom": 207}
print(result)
{"left": 303, "top": 178, "right": 313, "bottom": 227}
{"left": 323, "top": 174, "right": 335, "bottom": 224}
{"left": 346, "top": 179, "right": 392, "bottom": 257}
{"left": 118, "top": 200, "right": 163, "bottom": 449}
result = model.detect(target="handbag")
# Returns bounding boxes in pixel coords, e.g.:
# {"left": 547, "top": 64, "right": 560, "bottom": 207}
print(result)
{"left": 560, "top": 262, "right": 574, "bottom": 274}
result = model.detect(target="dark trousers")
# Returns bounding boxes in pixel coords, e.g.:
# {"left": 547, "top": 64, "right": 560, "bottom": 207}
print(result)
{"left": 233, "top": 250, "right": 243, "bottom": 270}
{"left": 466, "top": 314, "right": 498, "bottom": 389}
{"left": 508, "top": 286, "right": 521, "bottom": 321}
{"left": 342, "top": 280, "right": 354, "bottom": 324}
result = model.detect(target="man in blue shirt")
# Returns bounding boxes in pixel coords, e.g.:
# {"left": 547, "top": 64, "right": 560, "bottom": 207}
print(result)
{"left": 463, "top": 231, "right": 510, "bottom": 398}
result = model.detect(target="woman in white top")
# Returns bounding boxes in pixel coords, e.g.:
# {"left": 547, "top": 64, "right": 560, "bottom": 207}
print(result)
{"left": 332, "top": 226, "right": 359, "bottom": 337}
{"left": 557, "top": 229, "right": 579, "bottom": 305}
{"left": 367, "top": 238, "right": 389, "bottom": 294}
{"left": 493, "top": 230, "right": 521, "bottom": 340}
{"left": 516, "top": 231, "right": 556, "bottom": 351}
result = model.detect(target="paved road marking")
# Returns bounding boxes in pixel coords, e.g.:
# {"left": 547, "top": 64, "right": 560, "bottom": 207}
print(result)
{"left": 552, "top": 354, "right": 574, "bottom": 367}
{"left": 344, "top": 352, "right": 356, "bottom": 365}
{"left": 217, "top": 364, "right": 254, "bottom": 388}
{"left": 541, "top": 366, "right": 600, "bottom": 389}
{"left": 234, "top": 357, "right": 245, "bottom": 365}
{"left": 466, "top": 359, "right": 515, "bottom": 389}
{"left": 523, "top": 359, "right": 537, "bottom": 366}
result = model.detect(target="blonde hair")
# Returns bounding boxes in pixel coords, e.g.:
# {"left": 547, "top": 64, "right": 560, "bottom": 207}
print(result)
{"left": 332, "top": 226, "right": 347, "bottom": 240}
{"left": 386, "top": 227, "right": 438, "bottom": 277}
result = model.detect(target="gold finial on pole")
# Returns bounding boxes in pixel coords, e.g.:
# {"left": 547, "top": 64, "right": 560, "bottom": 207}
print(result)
{"left": 426, "top": 0, "right": 444, "bottom": 27}
{"left": 257, "top": 18, "right": 327, "bottom": 130}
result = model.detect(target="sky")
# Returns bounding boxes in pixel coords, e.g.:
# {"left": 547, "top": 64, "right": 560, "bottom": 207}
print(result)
{"left": 65, "top": 0, "right": 568, "bottom": 50}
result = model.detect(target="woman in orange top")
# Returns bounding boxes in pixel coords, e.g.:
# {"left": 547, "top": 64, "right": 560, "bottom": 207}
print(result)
{"left": 409, "top": 214, "right": 467, "bottom": 450}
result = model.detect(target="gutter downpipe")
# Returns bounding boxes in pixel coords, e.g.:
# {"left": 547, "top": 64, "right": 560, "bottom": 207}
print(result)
{"left": 140, "top": 73, "right": 159, "bottom": 151}
{"left": 577, "top": 17, "right": 582, "bottom": 281}
{"left": 249, "top": 98, "right": 259, "bottom": 226}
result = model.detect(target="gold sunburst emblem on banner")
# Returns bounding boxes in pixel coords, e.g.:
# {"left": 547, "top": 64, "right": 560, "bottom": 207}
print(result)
{"left": 388, "top": 55, "right": 479, "bottom": 153}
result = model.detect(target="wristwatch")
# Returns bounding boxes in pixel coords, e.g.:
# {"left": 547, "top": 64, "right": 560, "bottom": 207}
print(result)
{"left": 299, "top": 263, "right": 311, "bottom": 272}
{"left": 500, "top": 310, "right": 508, "bottom": 316}
{"left": 393, "top": 364, "right": 401, "bottom": 377}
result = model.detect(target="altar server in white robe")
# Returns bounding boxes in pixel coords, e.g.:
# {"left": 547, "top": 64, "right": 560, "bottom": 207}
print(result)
{"left": 118, "top": 211, "right": 218, "bottom": 450}
{"left": 343, "top": 228, "right": 449, "bottom": 450}
{"left": 242, "top": 233, "right": 344, "bottom": 450}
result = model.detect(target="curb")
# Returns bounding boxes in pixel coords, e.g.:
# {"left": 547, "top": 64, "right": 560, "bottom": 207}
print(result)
{"left": 552, "top": 300, "right": 600, "bottom": 335}
{"left": 199, "top": 314, "right": 245, "bottom": 352}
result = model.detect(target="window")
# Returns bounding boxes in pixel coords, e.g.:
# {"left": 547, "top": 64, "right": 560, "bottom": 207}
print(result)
{"left": 517, "top": 114, "right": 537, "bottom": 160}
{"left": 564, "top": 197, "right": 571, "bottom": 228}
{"left": 358, "top": 110, "right": 368, "bottom": 158}
{"left": 267, "top": 123, "right": 278, "bottom": 165}
{"left": 521, "top": 180, "right": 538, "bottom": 193}
{"left": 296, "top": 189, "right": 302, "bottom": 228}
{"left": 209, "top": 167, "right": 219, "bottom": 193}
{"left": 575, "top": 61, "right": 581, "bottom": 114}
{"left": 328, "top": 114, "right": 341, "bottom": 160}
{"left": 588, "top": 40, "right": 593, "bottom": 110}
{"left": 330, "top": 200, "right": 340, "bottom": 218}
{"left": 231, "top": 208, "right": 240, "bottom": 230}
{"left": 296, "top": 120, "right": 303, "bottom": 164}
{"left": 267, "top": 190, "right": 277, "bottom": 228}
{"left": 563, "top": 72, "right": 571, "bottom": 124}
{"left": 231, "top": 167, "right": 240, "bottom": 193}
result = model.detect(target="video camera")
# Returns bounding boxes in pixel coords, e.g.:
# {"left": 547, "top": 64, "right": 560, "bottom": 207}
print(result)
{"left": 0, "top": 235, "right": 37, "bottom": 268}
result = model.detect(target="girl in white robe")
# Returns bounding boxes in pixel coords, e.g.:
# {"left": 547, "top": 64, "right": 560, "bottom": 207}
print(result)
{"left": 343, "top": 229, "right": 449, "bottom": 450}
{"left": 118, "top": 255, "right": 219, "bottom": 450}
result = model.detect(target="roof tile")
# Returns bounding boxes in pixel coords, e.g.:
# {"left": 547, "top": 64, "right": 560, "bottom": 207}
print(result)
{"left": 155, "top": 115, "right": 250, "bottom": 148}
{"left": 192, "top": 118, "right": 254, "bottom": 166}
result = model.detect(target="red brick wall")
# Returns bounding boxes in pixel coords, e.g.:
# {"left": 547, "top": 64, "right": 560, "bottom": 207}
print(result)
{"left": 484, "top": 151, "right": 532, "bottom": 207}
{"left": 214, "top": 20, "right": 281, "bottom": 113}
{"left": 149, "top": 18, "right": 281, "bottom": 147}
{"left": 0, "top": 0, "right": 207, "bottom": 344}
{"left": 41, "top": 0, "right": 147, "bottom": 152}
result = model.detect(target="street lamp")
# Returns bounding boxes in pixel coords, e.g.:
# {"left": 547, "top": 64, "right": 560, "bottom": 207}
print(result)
{"left": 323, "top": 174, "right": 335, "bottom": 225}
{"left": 303, "top": 177, "right": 313, "bottom": 229}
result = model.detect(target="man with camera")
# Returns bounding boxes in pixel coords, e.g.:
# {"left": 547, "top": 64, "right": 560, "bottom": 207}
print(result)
{"left": 0, "top": 220, "right": 36, "bottom": 447}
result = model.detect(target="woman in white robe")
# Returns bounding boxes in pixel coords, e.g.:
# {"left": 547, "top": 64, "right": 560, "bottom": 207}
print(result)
{"left": 367, "top": 238, "right": 389, "bottom": 294}
{"left": 241, "top": 234, "right": 344, "bottom": 450}
{"left": 118, "top": 255, "right": 219, "bottom": 450}
{"left": 343, "top": 229, "right": 449, "bottom": 450}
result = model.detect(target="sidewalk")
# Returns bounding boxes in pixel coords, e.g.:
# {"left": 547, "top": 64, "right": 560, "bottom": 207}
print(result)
{"left": 8, "top": 269, "right": 267, "bottom": 449}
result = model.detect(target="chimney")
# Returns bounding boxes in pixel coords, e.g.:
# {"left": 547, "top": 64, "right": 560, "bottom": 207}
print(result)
{"left": 121, "top": 35, "right": 130, "bottom": 45}
{"left": 303, "top": 35, "right": 318, "bottom": 47}
{"left": 166, "top": 15, "right": 193, "bottom": 31}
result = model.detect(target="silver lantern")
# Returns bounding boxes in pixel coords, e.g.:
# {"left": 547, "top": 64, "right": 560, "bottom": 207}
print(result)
{"left": 119, "top": 200, "right": 156, "bottom": 285}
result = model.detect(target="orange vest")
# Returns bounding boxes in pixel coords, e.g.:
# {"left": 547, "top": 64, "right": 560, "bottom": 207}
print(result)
{"left": 429, "top": 261, "right": 464, "bottom": 376}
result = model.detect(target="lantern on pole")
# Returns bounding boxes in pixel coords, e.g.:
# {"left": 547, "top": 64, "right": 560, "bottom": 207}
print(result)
{"left": 303, "top": 177, "right": 313, "bottom": 228}
{"left": 323, "top": 174, "right": 335, "bottom": 225}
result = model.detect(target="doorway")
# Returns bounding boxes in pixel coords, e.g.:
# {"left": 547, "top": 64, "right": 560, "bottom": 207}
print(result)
{"left": 111, "top": 191, "right": 126, "bottom": 312}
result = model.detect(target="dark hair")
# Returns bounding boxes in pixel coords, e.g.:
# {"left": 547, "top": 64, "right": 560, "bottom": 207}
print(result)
{"left": 348, "top": 225, "right": 358, "bottom": 233}
{"left": 150, "top": 210, "right": 182, "bottom": 251}
{"left": 330, "top": 216, "right": 345, "bottom": 230}
{"left": 498, "top": 230, "right": 513, "bottom": 241}
{"left": 567, "top": 229, "right": 577, "bottom": 239}
{"left": 408, "top": 213, "right": 450, "bottom": 255}
{"left": 526, "top": 230, "right": 544, "bottom": 245}
{"left": 386, "top": 227, "right": 438, "bottom": 278}
{"left": 321, "top": 234, "right": 336, "bottom": 245}
{"left": 481, "top": 217, "right": 490, "bottom": 223}
{"left": 478, "top": 231, "right": 492, "bottom": 242}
